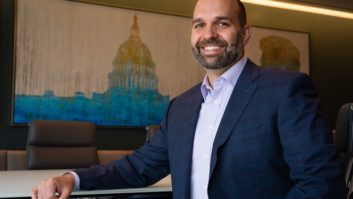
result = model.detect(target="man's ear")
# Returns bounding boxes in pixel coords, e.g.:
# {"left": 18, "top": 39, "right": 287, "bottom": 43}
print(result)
{"left": 242, "top": 24, "right": 251, "bottom": 46}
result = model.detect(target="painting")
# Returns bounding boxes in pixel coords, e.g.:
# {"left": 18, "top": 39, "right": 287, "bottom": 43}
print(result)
{"left": 12, "top": 0, "right": 204, "bottom": 126}
{"left": 246, "top": 26, "right": 310, "bottom": 74}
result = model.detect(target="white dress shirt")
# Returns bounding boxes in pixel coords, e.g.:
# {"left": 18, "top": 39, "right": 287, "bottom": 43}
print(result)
{"left": 190, "top": 57, "right": 247, "bottom": 199}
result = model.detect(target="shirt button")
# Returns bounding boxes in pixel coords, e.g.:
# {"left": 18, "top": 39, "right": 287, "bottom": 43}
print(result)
{"left": 214, "top": 100, "right": 220, "bottom": 104}
{"left": 208, "top": 125, "right": 213, "bottom": 129}
{"left": 203, "top": 154, "right": 209, "bottom": 159}
{"left": 203, "top": 185, "right": 207, "bottom": 189}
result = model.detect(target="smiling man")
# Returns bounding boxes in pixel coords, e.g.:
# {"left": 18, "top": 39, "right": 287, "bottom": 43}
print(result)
{"left": 32, "top": 0, "right": 346, "bottom": 199}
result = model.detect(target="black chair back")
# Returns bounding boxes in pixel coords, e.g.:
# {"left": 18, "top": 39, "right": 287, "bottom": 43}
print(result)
{"left": 27, "top": 120, "right": 98, "bottom": 169}
{"left": 335, "top": 103, "right": 353, "bottom": 171}
{"left": 334, "top": 103, "right": 353, "bottom": 198}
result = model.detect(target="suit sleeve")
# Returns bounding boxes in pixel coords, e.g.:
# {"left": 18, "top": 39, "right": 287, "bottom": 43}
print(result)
{"left": 74, "top": 100, "right": 175, "bottom": 190}
{"left": 277, "top": 73, "right": 346, "bottom": 199}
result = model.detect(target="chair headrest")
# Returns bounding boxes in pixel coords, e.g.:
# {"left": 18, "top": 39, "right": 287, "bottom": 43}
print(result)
{"left": 28, "top": 120, "right": 96, "bottom": 146}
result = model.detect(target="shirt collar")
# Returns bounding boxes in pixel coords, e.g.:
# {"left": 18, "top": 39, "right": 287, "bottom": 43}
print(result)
{"left": 200, "top": 57, "right": 248, "bottom": 100}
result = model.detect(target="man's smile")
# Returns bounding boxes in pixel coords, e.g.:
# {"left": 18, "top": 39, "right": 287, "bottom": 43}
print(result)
{"left": 199, "top": 44, "right": 226, "bottom": 56}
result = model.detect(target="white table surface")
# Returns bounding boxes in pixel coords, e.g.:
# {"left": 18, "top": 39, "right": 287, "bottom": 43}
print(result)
{"left": 0, "top": 169, "right": 172, "bottom": 198}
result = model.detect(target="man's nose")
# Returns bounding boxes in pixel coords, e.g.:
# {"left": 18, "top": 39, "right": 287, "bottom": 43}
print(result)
{"left": 203, "top": 25, "right": 218, "bottom": 39}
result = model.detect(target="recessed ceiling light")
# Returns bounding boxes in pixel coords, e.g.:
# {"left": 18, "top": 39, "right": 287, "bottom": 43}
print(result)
{"left": 241, "top": 0, "right": 353, "bottom": 20}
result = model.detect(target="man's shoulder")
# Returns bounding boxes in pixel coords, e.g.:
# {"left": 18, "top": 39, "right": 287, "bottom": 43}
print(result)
{"left": 244, "top": 60, "right": 313, "bottom": 91}
{"left": 256, "top": 64, "right": 310, "bottom": 85}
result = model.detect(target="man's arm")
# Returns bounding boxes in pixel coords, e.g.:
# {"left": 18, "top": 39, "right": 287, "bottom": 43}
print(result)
{"left": 73, "top": 100, "right": 174, "bottom": 190}
{"left": 74, "top": 130, "right": 170, "bottom": 190}
{"left": 278, "top": 73, "right": 346, "bottom": 198}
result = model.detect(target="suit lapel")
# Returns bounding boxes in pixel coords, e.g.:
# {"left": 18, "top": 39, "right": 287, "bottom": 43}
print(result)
{"left": 209, "top": 60, "right": 259, "bottom": 177}
{"left": 175, "top": 86, "right": 203, "bottom": 199}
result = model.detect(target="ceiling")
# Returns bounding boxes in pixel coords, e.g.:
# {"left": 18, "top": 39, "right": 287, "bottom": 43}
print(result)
{"left": 279, "top": 0, "right": 353, "bottom": 12}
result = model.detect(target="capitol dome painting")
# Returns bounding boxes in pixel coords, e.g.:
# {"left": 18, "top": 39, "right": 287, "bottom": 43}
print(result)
{"left": 14, "top": 15, "right": 169, "bottom": 126}
{"left": 109, "top": 15, "right": 159, "bottom": 91}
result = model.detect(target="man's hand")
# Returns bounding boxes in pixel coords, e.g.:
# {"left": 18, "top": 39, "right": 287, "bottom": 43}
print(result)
{"left": 31, "top": 174, "right": 75, "bottom": 199}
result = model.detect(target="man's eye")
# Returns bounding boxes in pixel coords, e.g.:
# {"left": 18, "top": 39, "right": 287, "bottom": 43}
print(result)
{"left": 194, "top": 23, "right": 204, "bottom": 29}
{"left": 218, "top": 22, "right": 229, "bottom": 27}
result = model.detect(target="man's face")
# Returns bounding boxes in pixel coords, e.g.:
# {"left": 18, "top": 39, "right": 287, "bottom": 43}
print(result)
{"left": 191, "top": 0, "right": 246, "bottom": 70}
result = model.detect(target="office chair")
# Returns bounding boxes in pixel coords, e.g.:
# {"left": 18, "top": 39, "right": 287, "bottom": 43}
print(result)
{"left": 27, "top": 120, "right": 98, "bottom": 170}
{"left": 333, "top": 103, "right": 353, "bottom": 199}
{"left": 334, "top": 103, "right": 353, "bottom": 172}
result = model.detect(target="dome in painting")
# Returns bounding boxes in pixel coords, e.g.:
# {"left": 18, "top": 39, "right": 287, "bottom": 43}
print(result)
{"left": 112, "top": 15, "right": 155, "bottom": 73}
{"left": 108, "top": 15, "right": 158, "bottom": 90}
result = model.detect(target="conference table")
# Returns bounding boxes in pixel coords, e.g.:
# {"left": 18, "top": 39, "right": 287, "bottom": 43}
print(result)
{"left": 0, "top": 169, "right": 172, "bottom": 198}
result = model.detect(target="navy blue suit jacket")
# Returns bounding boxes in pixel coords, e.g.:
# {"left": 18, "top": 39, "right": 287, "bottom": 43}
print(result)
{"left": 76, "top": 60, "right": 346, "bottom": 199}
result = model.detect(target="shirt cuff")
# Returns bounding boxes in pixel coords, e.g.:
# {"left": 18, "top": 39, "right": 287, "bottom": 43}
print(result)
{"left": 69, "top": 171, "right": 80, "bottom": 190}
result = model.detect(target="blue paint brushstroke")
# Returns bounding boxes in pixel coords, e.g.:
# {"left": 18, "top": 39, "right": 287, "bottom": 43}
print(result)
{"left": 14, "top": 88, "right": 169, "bottom": 126}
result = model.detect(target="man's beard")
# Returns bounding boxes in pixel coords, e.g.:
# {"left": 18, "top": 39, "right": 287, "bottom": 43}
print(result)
{"left": 192, "top": 31, "right": 244, "bottom": 70}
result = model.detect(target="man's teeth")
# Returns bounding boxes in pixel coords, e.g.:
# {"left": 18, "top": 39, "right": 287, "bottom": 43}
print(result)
{"left": 204, "top": 46, "right": 221, "bottom": 51}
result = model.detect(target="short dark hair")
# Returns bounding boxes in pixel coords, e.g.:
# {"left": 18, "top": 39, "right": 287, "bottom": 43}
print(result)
{"left": 236, "top": 0, "right": 247, "bottom": 27}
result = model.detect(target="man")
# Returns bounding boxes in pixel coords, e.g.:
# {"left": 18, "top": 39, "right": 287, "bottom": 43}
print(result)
{"left": 32, "top": 0, "right": 346, "bottom": 198}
